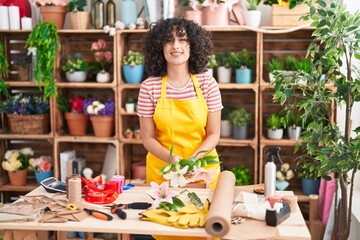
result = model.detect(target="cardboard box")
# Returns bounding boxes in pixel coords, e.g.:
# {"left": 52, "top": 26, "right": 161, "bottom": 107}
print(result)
{"left": 272, "top": 4, "right": 310, "bottom": 27}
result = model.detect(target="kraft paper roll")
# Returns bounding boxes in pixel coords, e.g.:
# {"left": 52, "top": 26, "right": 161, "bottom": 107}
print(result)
{"left": 205, "top": 170, "right": 236, "bottom": 238}
{"left": 0, "top": 6, "right": 9, "bottom": 30}
{"left": 9, "top": 6, "right": 20, "bottom": 30}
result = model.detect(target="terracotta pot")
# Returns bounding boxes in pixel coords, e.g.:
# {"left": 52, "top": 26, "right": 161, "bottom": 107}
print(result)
{"left": 65, "top": 112, "right": 89, "bottom": 136}
{"left": 131, "top": 161, "right": 146, "bottom": 180}
{"left": 40, "top": 6, "right": 67, "bottom": 29}
{"left": 185, "top": 10, "right": 202, "bottom": 25}
{"left": 69, "top": 11, "right": 90, "bottom": 29}
{"left": 90, "top": 115, "right": 114, "bottom": 137}
{"left": 8, "top": 170, "right": 28, "bottom": 186}
{"left": 203, "top": 3, "right": 229, "bottom": 26}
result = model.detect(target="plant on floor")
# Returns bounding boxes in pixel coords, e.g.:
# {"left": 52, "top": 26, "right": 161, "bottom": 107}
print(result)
{"left": 272, "top": 1, "right": 360, "bottom": 239}
{"left": 26, "top": 21, "right": 60, "bottom": 98}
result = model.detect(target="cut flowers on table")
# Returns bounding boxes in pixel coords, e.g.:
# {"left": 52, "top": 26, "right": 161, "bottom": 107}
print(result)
{"left": 57, "top": 95, "right": 86, "bottom": 113}
{"left": 159, "top": 146, "right": 220, "bottom": 188}
{"left": 276, "top": 163, "right": 294, "bottom": 181}
{"left": 0, "top": 93, "right": 50, "bottom": 115}
{"left": 83, "top": 97, "right": 115, "bottom": 116}
{"left": 91, "top": 39, "right": 113, "bottom": 72}
{"left": 263, "top": 0, "right": 305, "bottom": 9}
{"left": 33, "top": 0, "right": 69, "bottom": 7}
{"left": 29, "top": 155, "right": 53, "bottom": 172}
{"left": 2, "top": 148, "right": 34, "bottom": 172}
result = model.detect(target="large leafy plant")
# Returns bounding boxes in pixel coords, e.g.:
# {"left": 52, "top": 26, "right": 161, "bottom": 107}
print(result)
{"left": 272, "top": 1, "right": 360, "bottom": 239}
{"left": 0, "top": 41, "right": 9, "bottom": 97}
{"left": 26, "top": 21, "right": 60, "bottom": 98}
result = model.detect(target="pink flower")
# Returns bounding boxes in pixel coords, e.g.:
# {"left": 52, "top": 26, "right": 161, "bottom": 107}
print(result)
{"left": 97, "top": 39, "right": 107, "bottom": 49}
{"left": 95, "top": 52, "right": 105, "bottom": 62}
{"left": 146, "top": 181, "right": 177, "bottom": 209}
{"left": 91, "top": 42, "right": 100, "bottom": 51}
{"left": 187, "top": 166, "right": 214, "bottom": 183}
{"left": 104, "top": 51, "right": 113, "bottom": 62}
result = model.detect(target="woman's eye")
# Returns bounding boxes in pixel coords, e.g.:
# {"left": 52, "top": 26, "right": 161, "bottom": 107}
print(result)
{"left": 180, "top": 38, "right": 188, "bottom": 42}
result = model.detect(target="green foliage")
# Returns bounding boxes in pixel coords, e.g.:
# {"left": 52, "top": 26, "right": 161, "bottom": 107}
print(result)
{"left": 283, "top": 55, "right": 299, "bottom": 71}
{"left": 26, "top": 21, "right": 60, "bottom": 98}
{"left": 297, "top": 58, "right": 311, "bottom": 73}
{"left": 206, "top": 54, "right": 218, "bottom": 69}
{"left": 122, "top": 50, "right": 144, "bottom": 66}
{"left": 231, "top": 165, "right": 253, "bottom": 186}
{"left": 246, "top": 0, "right": 261, "bottom": 10}
{"left": 215, "top": 52, "right": 232, "bottom": 68}
{"left": 230, "top": 49, "right": 255, "bottom": 69}
{"left": 284, "top": 110, "right": 302, "bottom": 127}
{"left": 221, "top": 105, "right": 232, "bottom": 120}
{"left": 229, "top": 108, "right": 252, "bottom": 127}
{"left": 57, "top": 95, "right": 70, "bottom": 113}
{"left": 68, "top": 0, "right": 87, "bottom": 12}
{"left": 266, "top": 113, "right": 284, "bottom": 129}
{"left": 267, "top": 57, "right": 283, "bottom": 72}
{"left": 263, "top": 0, "right": 304, "bottom": 9}
{"left": 61, "top": 53, "right": 89, "bottom": 72}
{"left": 126, "top": 97, "right": 137, "bottom": 103}
{"left": 274, "top": 1, "right": 360, "bottom": 238}
{"left": 295, "top": 155, "right": 321, "bottom": 179}
{"left": 0, "top": 41, "right": 9, "bottom": 97}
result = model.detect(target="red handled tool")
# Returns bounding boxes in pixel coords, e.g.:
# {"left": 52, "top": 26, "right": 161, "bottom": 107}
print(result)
{"left": 84, "top": 208, "right": 113, "bottom": 221}
{"left": 110, "top": 204, "right": 127, "bottom": 220}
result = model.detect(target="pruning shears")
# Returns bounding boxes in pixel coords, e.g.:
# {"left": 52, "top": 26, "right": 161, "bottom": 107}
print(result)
{"left": 103, "top": 202, "right": 152, "bottom": 220}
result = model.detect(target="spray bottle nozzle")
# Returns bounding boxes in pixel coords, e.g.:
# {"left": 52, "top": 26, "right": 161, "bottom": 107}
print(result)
{"left": 266, "top": 147, "right": 283, "bottom": 164}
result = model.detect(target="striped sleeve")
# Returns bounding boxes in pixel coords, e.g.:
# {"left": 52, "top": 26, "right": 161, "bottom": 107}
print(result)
{"left": 137, "top": 77, "right": 160, "bottom": 117}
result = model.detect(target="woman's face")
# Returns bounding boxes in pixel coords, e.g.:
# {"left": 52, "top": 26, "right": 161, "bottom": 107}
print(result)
{"left": 163, "top": 30, "right": 190, "bottom": 68}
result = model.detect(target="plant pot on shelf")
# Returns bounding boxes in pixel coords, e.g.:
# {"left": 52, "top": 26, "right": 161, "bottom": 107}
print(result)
{"left": 7, "top": 114, "right": 50, "bottom": 134}
{"left": 69, "top": 11, "right": 90, "bottom": 29}
{"left": 203, "top": 3, "right": 229, "bottom": 26}
{"left": 122, "top": 65, "right": 144, "bottom": 84}
{"left": 35, "top": 171, "right": 53, "bottom": 185}
{"left": 65, "top": 112, "right": 89, "bottom": 136}
{"left": 267, "top": 128, "right": 284, "bottom": 139}
{"left": 65, "top": 71, "right": 87, "bottom": 82}
{"left": 40, "top": 6, "right": 67, "bottom": 29}
{"left": 235, "top": 68, "right": 252, "bottom": 84}
{"left": 131, "top": 161, "right": 146, "bottom": 180}
{"left": 185, "top": 10, "right": 202, "bottom": 25}
{"left": 217, "top": 66, "right": 232, "bottom": 83}
{"left": 90, "top": 115, "right": 114, "bottom": 138}
{"left": 245, "top": 10, "right": 262, "bottom": 28}
{"left": 8, "top": 170, "right": 28, "bottom": 186}
{"left": 125, "top": 103, "right": 135, "bottom": 113}
{"left": 96, "top": 71, "right": 111, "bottom": 83}
{"left": 271, "top": 4, "right": 310, "bottom": 27}
{"left": 287, "top": 126, "right": 301, "bottom": 140}
{"left": 301, "top": 178, "right": 321, "bottom": 195}
{"left": 220, "top": 119, "right": 232, "bottom": 138}
{"left": 233, "top": 125, "right": 248, "bottom": 139}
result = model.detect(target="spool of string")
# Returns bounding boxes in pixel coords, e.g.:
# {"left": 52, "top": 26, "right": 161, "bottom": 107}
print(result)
{"left": 67, "top": 175, "right": 82, "bottom": 207}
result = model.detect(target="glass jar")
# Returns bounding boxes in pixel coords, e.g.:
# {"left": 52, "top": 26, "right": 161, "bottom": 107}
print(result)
{"left": 93, "top": 0, "right": 104, "bottom": 29}
{"left": 106, "top": 0, "right": 116, "bottom": 27}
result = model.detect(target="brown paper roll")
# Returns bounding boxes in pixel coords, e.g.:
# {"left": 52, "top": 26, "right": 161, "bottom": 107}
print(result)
{"left": 205, "top": 170, "right": 236, "bottom": 238}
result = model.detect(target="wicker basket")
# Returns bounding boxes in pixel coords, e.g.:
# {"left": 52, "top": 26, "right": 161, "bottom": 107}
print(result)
{"left": 7, "top": 114, "right": 50, "bottom": 134}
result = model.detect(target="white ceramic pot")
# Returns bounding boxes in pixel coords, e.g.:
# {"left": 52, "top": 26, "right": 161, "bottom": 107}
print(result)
{"left": 96, "top": 71, "right": 111, "bottom": 83}
{"left": 220, "top": 120, "right": 232, "bottom": 137}
{"left": 245, "top": 10, "right": 262, "bottom": 28}
{"left": 217, "top": 66, "right": 232, "bottom": 83}
{"left": 125, "top": 103, "right": 135, "bottom": 113}
{"left": 287, "top": 126, "right": 302, "bottom": 140}
{"left": 206, "top": 68, "right": 214, "bottom": 78}
{"left": 65, "top": 71, "right": 87, "bottom": 82}
{"left": 267, "top": 128, "right": 284, "bottom": 140}
{"left": 269, "top": 72, "right": 274, "bottom": 83}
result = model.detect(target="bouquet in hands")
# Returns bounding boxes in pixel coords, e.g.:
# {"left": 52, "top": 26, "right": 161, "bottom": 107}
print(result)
{"left": 159, "top": 146, "right": 220, "bottom": 188}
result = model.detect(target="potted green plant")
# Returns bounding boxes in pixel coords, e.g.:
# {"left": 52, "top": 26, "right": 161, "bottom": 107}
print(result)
{"left": 245, "top": 0, "right": 262, "bottom": 28}
{"left": 57, "top": 95, "right": 89, "bottom": 136}
{"left": 61, "top": 53, "right": 89, "bottom": 82}
{"left": 125, "top": 97, "right": 137, "bottom": 113}
{"left": 122, "top": 50, "right": 144, "bottom": 84}
{"left": 231, "top": 49, "right": 256, "bottom": 84}
{"left": 266, "top": 112, "right": 285, "bottom": 139}
{"left": 229, "top": 108, "right": 252, "bottom": 139}
{"left": 267, "top": 57, "right": 282, "bottom": 82}
{"left": 221, "top": 105, "right": 233, "bottom": 138}
{"left": 0, "top": 40, "right": 9, "bottom": 97}
{"left": 26, "top": 21, "right": 60, "bottom": 98}
{"left": 91, "top": 39, "right": 113, "bottom": 83}
{"left": 206, "top": 54, "right": 217, "bottom": 78}
{"left": 68, "top": 0, "right": 89, "bottom": 29}
{"left": 283, "top": 55, "right": 299, "bottom": 71}
{"left": 231, "top": 164, "right": 254, "bottom": 186}
{"left": 215, "top": 52, "right": 232, "bottom": 83}
{"left": 272, "top": 1, "right": 360, "bottom": 238}
{"left": 295, "top": 155, "right": 321, "bottom": 195}
{"left": 284, "top": 110, "right": 302, "bottom": 140}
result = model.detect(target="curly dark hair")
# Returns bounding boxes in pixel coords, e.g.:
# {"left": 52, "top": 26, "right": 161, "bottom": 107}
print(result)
{"left": 143, "top": 18, "right": 213, "bottom": 77}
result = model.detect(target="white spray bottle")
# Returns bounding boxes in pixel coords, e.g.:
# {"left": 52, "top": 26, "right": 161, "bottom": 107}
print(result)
{"left": 264, "top": 147, "right": 282, "bottom": 198}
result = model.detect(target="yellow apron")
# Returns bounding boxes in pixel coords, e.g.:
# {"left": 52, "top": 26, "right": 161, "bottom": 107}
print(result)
{"left": 146, "top": 74, "right": 220, "bottom": 240}
{"left": 146, "top": 74, "right": 220, "bottom": 189}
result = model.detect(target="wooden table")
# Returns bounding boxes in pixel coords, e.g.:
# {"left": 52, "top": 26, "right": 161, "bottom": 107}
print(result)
{"left": 0, "top": 185, "right": 311, "bottom": 240}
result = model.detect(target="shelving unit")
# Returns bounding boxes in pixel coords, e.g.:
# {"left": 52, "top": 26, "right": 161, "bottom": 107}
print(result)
{"left": 1, "top": 26, "right": 328, "bottom": 203}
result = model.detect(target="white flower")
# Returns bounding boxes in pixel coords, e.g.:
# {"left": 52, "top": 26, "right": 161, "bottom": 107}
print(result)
{"left": 115, "top": 21, "right": 125, "bottom": 30}
{"left": 4, "top": 150, "right": 14, "bottom": 160}
{"left": 285, "top": 169, "right": 294, "bottom": 180}
{"left": 21, "top": 147, "right": 34, "bottom": 156}
{"left": 282, "top": 163, "right": 290, "bottom": 172}
{"left": 163, "top": 166, "right": 189, "bottom": 188}
{"left": 276, "top": 170, "right": 285, "bottom": 180}
{"left": 128, "top": 23, "right": 136, "bottom": 30}
{"left": 93, "top": 103, "right": 105, "bottom": 114}
{"left": 109, "top": 27, "right": 116, "bottom": 36}
{"left": 87, "top": 105, "right": 94, "bottom": 114}
{"left": 103, "top": 25, "right": 110, "bottom": 33}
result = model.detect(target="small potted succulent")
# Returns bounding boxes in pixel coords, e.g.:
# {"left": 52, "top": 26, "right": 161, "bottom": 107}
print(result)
{"left": 124, "top": 128, "right": 133, "bottom": 139}
{"left": 283, "top": 55, "right": 299, "bottom": 71}
{"left": 215, "top": 51, "right": 232, "bottom": 83}
{"left": 125, "top": 97, "right": 137, "bottom": 113}
{"left": 61, "top": 53, "right": 89, "bottom": 82}
{"left": 57, "top": 95, "right": 89, "bottom": 136}
{"left": 122, "top": 50, "right": 144, "bottom": 84}
{"left": 221, "top": 105, "right": 232, "bottom": 138}
{"left": 284, "top": 110, "right": 302, "bottom": 140}
{"left": 206, "top": 54, "right": 217, "bottom": 78}
{"left": 229, "top": 108, "right": 252, "bottom": 139}
{"left": 133, "top": 128, "right": 141, "bottom": 140}
{"left": 231, "top": 49, "right": 256, "bottom": 84}
{"left": 266, "top": 112, "right": 285, "bottom": 139}
{"left": 83, "top": 97, "right": 115, "bottom": 137}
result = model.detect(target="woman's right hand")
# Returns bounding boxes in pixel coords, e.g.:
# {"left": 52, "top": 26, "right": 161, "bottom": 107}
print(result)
{"left": 171, "top": 154, "right": 183, "bottom": 164}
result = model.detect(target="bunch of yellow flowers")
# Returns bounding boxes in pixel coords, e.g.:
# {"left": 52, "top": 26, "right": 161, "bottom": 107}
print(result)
{"left": 2, "top": 148, "right": 34, "bottom": 172}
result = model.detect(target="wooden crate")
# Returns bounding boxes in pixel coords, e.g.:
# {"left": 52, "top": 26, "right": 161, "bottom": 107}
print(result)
{"left": 272, "top": 4, "right": 310, "bottom": 27}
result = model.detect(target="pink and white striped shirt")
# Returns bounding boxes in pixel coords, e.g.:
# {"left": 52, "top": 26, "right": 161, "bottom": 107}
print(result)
{"left": 137, "top": 73, "right": 223, "bottom": 117}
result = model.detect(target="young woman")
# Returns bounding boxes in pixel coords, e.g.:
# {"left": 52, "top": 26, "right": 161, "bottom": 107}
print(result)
{"left": 137, "top": 18, "right": 223, "bottom": 189}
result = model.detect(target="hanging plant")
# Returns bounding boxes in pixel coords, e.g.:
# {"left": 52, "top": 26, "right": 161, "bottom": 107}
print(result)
{"left": 0, "top": 40, "right": 9, "bottom": 97}
{"left": 26, "top": 21, "right": 60, "bottom": 98}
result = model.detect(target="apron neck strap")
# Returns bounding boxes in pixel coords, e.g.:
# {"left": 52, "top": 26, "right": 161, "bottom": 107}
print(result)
{"left": 160, "top": 74, "right": 202, "bottom": 99}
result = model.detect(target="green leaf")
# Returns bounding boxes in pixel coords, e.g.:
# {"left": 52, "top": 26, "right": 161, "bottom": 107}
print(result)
{"left": 172, "top": 197, "right": 185, "bottom": 207}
